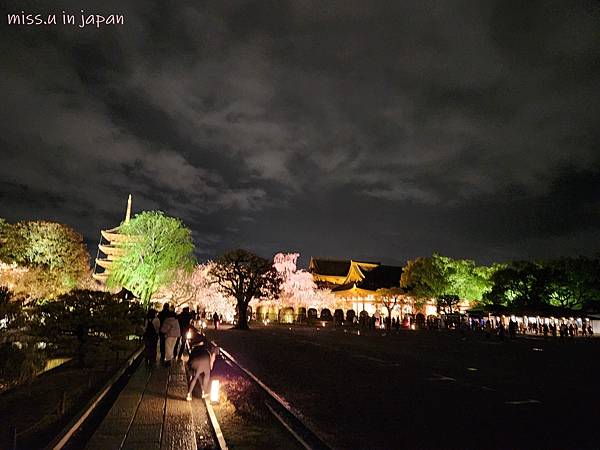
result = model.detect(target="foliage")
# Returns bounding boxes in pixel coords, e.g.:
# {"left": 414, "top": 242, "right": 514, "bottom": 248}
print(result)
{"left": 152, "top": 267, "right": 203, "bottom": 306}
{"left": 447, "top": 260, "right": 495, "bottom": 301}
{"left": 0, "top": 220, "right": 90, "bottom": 298}
{"left": 0, "top": 286, "right": 23, "bottom": 331}
{"left": 0, "top": 262, "right": 49, "bottom": 301}
{"left": 400, "top": 256, "right": 448, "bottom": 299}
{"left": 484, "top": 257, "right": 600, "bottom": 310}
{"left": 401, "top": 253, "right": 494, "bottom": 302}
{"left": 0, "top": 218, "right": 7, "bottom": 239}
{"left": 0, "top": 286, "right": 9, "bottom": 302}
{"left": 376, "top": 287, "right": 403, "bottom": 328}
{"left": 437, "top": 294, "right": 460, "bottom": 314}
{"left": 107, "top": 211, "right": 195, "bottom": 303}
{"left": 0, "top": 343, "right": 46, "bottom": 384}
{"left": 31, "top": 289, "right": 145, "bottom": 364}
{"left": 484, "top": 261, "right": 554, "bottom": 307}
{"left": 271, "top": 252, "right": 338, "bottom": 312}
{"left": 153, "top": 263, "right": 236, "bottom": 319}
{"left": 544, "top": 257, "right": 600, "bottom": 309}
{"left": 210, "top": 249, "right": 281, "bottom": 329}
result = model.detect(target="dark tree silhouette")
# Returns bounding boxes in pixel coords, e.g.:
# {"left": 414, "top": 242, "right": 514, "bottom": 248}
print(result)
{"left": 32, "top": 289, "right": 145, "bottom": 366}
{"left": 209, "top": 249, "right": 281, "bottom": 330}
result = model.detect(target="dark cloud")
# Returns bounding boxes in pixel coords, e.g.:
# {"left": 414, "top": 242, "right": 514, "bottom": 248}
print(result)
{"left": 1, "top": 0, "right": 599, "bottom": 265}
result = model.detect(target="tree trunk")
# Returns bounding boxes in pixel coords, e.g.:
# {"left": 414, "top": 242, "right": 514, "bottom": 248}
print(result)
{"left": 234, "top": 300, "right": 250, "bottom": 330}
{"left": 385, "top": 306, "right": 392, "bottom": 331}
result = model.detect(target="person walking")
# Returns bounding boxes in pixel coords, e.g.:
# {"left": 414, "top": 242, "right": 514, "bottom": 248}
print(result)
{"left": 160, "top": 311, "right": 180, "bottom": 367}
{"left": 174, "top": 306, "right": 193, "bottom": 360}
{"left": 508, "top": 319, "right": 517, "bottom": 339}
{"left": 143, "top": 308, "right": 160, "bottom": 367}
{"left": 157, "top": 303, "right": 170, "bottom": 364}
{"left": 213, "top": 311, "right": 219, "bottom": 330}
{"left": 186, "top": 344, "right": 217, "bottom": 401}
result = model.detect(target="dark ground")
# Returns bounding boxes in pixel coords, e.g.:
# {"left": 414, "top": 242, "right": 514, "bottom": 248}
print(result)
{"left": 211, "top": 356, "right": 305, "bottom": 450}
{"left": 207, "top": 325, "right": 600, "bottom": 450}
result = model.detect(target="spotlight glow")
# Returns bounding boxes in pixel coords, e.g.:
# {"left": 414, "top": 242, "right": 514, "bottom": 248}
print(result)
{"left": 210, "top": 379, "right": 220, "bottom": 403}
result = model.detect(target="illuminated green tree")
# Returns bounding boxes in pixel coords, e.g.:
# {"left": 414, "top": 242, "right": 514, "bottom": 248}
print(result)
{"left": 107, "top": 211, "right": 195, "bottom": 303}
{"left": 0, "top": 219, "right": 90, "bottom": 298}
{"left": 445, "top": 259, "right": 495, "bottom": 302}
{"left": 400, "top": 255, "right": 451, "bottom": 299}
{"left": 401, "top": 253, "right": 494, "bottom": 303}
{"left": 484, "top": 257, "right": 600, "bottom": 309}
{"left": 544, "top": 257, "right": 600, "bottom": 309}
{"left": 437, "top": 294, "right": 460, "bottom": 314}
{"left": 483, "top": 261, "right": 550, "bottom": 307}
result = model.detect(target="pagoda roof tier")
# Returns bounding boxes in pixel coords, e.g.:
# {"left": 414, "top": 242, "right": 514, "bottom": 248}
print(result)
{"left": 101, "top": 229, "right": 141, "bottom": 243}
{"left": 99, "top": 244, "right": 125, "bottom": 256}
{"left": 92, "top": 273, "right": 109, "bottom": 282}
{"left": 95, "top": 258, "right": 113, "bottom": 270}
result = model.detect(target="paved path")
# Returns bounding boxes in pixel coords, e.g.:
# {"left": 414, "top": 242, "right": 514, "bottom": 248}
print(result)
{"left": 86, "top": 360, "right": 216, "bottom": 450}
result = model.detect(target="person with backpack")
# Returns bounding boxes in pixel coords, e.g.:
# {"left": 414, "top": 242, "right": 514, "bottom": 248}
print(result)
{"left": 143, "top": 309, "right": 160, "bottom": 367}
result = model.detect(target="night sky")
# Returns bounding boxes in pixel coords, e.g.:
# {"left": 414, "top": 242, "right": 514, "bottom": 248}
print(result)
{"left": 1, "top": 0, "right": 599, "bottom": 267}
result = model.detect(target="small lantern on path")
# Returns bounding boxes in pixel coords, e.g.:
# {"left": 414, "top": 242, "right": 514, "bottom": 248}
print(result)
{"left": 210, "top": 379, "right": 220, "bottom": 403}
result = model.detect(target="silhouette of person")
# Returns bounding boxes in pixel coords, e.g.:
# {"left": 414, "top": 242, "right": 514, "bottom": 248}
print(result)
{"left": 157, "top": 303, "right": 170, "bottom": 363}
{"left": 174, "top": 306, "right": 193, "bottom": 359}
{"left": 143, "top": 308, "right": 160, "bottom": 367}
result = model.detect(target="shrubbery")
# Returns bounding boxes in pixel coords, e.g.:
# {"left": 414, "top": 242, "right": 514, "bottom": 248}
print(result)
{"left": 0, "top": 219, "right": 90, "bottom": 300}
{"left": 31, "top": 289, "right": 145, "bottom": 365}
{"left": 0, "top": 343, "right": 46, "bottom": 385}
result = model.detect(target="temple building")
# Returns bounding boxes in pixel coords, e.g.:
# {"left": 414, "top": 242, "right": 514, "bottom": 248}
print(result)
{"left": 309, "top": 257, "right": 402, "bottom": 289}
{"left": 308, "top": 257, "right": 412, "bottom": 317}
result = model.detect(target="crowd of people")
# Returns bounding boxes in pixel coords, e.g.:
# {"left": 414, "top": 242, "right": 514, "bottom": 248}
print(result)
{"left": 142, "top": 303, "right": 220, "bottom": 400}
{"left": 357, "top": 313, "right": 416, "bottom": 331}
{"left": 465, "top": 317, "right": 595, "bottom": 341}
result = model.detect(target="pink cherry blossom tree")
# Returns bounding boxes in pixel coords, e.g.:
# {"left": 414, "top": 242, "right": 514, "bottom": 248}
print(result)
{"left": 272, "top": 253, "right": 338, "bottom": 313}
{"left": 153, "top": 262, "right": 236, "bottom": 320}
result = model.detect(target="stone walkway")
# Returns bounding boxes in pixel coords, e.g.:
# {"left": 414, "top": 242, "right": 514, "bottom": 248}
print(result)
{"left": 85, "top": 359, "right": 216, "bottom": 450}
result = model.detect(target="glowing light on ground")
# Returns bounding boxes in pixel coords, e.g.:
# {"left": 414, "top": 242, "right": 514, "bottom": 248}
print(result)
{"left": 210, "top": 379, "right": 220, "bottom": 403}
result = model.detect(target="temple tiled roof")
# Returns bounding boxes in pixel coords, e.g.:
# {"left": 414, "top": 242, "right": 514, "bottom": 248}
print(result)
{"left": 308, "top": 257, "right": 402, "bottom": 291}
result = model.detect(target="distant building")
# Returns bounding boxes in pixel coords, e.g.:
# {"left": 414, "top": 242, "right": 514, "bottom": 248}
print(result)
{"left": 92, "top": 194, "right": 133, "bottom": 285}
{"left": 308, "top": 257, "right": 411, "bottom": 317}
{"left": 308, "top": 257, "right": 401, "bottom": 290}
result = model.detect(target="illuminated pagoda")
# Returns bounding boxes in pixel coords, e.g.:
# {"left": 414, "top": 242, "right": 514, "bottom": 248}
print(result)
{"left": 92, "top": 194, "right": 133, "bottom": 284}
